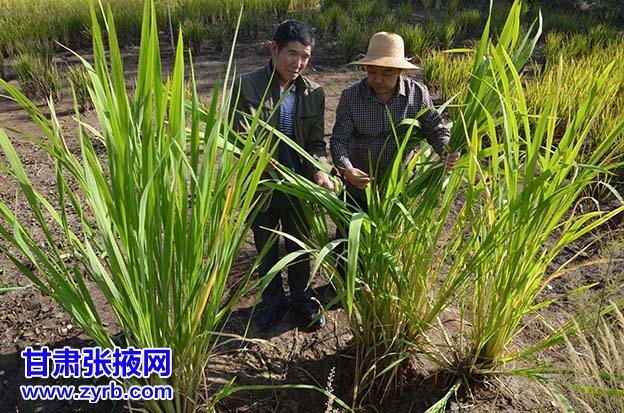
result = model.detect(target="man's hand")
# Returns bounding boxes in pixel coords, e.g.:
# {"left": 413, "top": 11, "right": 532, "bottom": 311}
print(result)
{"left": 444, "top": 152, "right": 460, "bottom": 170}
{"left": 343, "top": 167, "right": 371, "bottom": 190}
{"left": 313, "top": 170, "right": 335, "bottom": 192}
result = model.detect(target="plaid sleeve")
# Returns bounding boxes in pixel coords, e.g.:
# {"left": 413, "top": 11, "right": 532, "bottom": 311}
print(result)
{"left": 330, "top": 89, "right": 354, "bottom": 171}
{"left": 417, "top": 83, "right": 450, "bottom": 157}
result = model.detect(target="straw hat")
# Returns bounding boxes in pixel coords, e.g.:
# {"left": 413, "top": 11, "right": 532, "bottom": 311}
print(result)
{"left": 348, "top": 32, "right": 419, "bottom": 70}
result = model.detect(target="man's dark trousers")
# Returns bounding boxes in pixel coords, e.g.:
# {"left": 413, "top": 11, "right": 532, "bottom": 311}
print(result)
{"left": 253, "top": 190, "right": 312, "bottom": 310}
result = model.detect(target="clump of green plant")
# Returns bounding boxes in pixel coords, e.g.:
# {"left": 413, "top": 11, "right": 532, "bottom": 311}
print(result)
{"left": 421, "top": 50, "right": 472, "bottom": 99}
{"left": 320, "top": 4, "right": 349, "bottom": 35}
{"left": 526, "top": 36, "right": 624, "bottom": 163}
{"left": 544, "top": 10, "right": 595, "bottom": 34}
{"left": 588, "top": 24, "right": 622, "bottom": 48}
{"left": 0, "top": 1, "right": 289, "bottom": 411}
{"left": 374, "top": 15, "right": 399, "bottom": 34}
{"left": 453, "top": 9, "right": 482, "bottom": 39}
{"left": 311, "top": 11, "right": 331, "bottom": 37}
{"left": 397, "top": 24, "right": 432, "bottom": 61}
{"left": 207, "top": 22, "right": 229, "bottom": 53}
{"left": 271, "top": 2, "right": 543, "bottom": 406}
{"left": 447, "top": 0, "right": 460, "bottom": 15}
{"left": 429, "top": 21, "right": 456, "bottom": 48}
{"left": 338, "top": 22, "right": 367, "bottom": 63}
{"left": 394, "top": 2, "right": 413, "bottom": 23}
{"left": 67, "top": 64, "right": 92, "bottom": 111}
{"left": 182, "top": 18, "right": 204, "bottom": 54}
{"left": 454, "top": 54, "right": 624, "bottom": 375}
{"left": 354, "top": 1, "right": 377, "bottom": 23}
{"left": 14, "top": 52, "right": 61, "bottom": 101}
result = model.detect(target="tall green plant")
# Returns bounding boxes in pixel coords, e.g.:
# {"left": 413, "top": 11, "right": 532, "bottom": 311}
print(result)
{"left": 458, "top": 49, "right": 624, "bottom": 370}
{"left": 0, "top": 1, "right": 280, "bottom": 412}
{"left": 258, "top": 0, "right": 543, "bottom": 406}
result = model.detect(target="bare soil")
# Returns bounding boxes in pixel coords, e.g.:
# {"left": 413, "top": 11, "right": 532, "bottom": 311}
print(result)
{"left": 0, "top": 37, "right": 623, "bottom": 413}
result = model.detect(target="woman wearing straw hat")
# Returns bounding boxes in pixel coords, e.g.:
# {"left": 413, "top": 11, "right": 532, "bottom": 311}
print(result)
{"left": 330, "top": 31, "right": 459, "bottom": 208}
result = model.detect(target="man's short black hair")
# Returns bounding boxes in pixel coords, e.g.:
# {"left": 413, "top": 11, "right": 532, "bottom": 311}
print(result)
{"left": 273, "top": 20, "right": 315, "bottom": 49}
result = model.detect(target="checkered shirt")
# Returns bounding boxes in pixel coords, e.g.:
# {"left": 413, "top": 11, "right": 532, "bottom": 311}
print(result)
{"left": 330, "top": 76, "right": 450, "bottom": 196}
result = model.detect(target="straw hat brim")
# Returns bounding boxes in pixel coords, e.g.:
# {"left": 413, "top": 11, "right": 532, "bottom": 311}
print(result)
{"left": 347, "top": 56, "right": 419, "bottom": 70}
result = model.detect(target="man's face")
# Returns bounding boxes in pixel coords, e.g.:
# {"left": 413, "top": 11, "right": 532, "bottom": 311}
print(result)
{"left": 271, "top": 40, "right": 312, "bottom": 85}
{"left": 366, "top": 65, "right": 401, "bottom": 97}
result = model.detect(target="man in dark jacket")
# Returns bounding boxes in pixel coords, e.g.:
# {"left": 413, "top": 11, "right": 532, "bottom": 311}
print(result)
{"left": 233, "top": 20, "right": 333, "bottom": 329}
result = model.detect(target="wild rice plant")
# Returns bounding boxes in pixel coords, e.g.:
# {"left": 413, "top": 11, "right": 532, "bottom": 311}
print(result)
{"left": 338, "top": 22, "right": 367, "bottom": 63}
{"left": 421, "top": 0, "right": 433, "bottom": 11}
{"left": 14, "top": 52, "right": 62, "bottom": 102}
{"left": 67, "top": 65, "right": 93, "bottom": 111}
{"left": 544, "top": 31, "right": 566, "bottom": 63}
{"left": 207, "top": 23, "right": 229, "bottom": 53}
{"left": 320, "top": 4, "right": 348, "bottom": 35}
{"left": 374, "top": 15, "right": 400, "bottom": 35}
{"left": 544, "top": 10, "right": 595, "bottom": 33}
{"left": 443, "top": 21, "right": 457, "bottom": 48}
{"left": 526, "top": 37, "right": 624, "bottom": 164}
{"left": 0, "top": 2, "right": 286, "bottom": 411}
{"left": 398, "top": 24, "right": 432, "bottom": 61}
{"left": 394, "top": 2, "right": 413, "bottom": 24}
{"left": 447, "top": 0, "right": 460, "bottom": 15}
{"left": 458, "top": 50, "right": 624, "bottom": 372}
{"left": 453, "top": 9, "right": 483, "bottom": 39}
{"left": 181, "top": 18, "right": 204, "bottom": 54}
{"left": 353, "top": 1, "right": 377, "bottom": 23}
{"left": 588, "top": 24, "right": 622, "bottom": 49}
{"left": 421, "top": 50, "right": 472, "bottom": 99}
{"left": 267, "top": 1, "right": 543, "bottom": 404}
{"left": 311, "top": 11, "right": 331, "bottom": 37}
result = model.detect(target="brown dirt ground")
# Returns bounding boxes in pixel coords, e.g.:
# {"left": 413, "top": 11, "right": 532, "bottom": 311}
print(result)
{"left": 0, "top": 37, "right": 623, "bottom": 413}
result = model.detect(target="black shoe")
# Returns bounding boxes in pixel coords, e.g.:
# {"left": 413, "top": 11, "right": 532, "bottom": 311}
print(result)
{"left": 299, "top": 300, "right": 326, "bottom": 330}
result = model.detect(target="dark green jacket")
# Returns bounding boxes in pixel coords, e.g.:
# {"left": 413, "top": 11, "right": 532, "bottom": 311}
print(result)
{"left": 232, "top": 62, "right": 327, "bottom": 179}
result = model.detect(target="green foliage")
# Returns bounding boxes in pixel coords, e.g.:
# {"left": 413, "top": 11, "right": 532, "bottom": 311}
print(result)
{"left": 0, "top": 2, "right": 283, "bottom": 411}
{"left": 374, "top": 15, "right": 400, "bottom": 35}
{"left": 543, "top": 10, "right": 595, "bottom": 33}
{"left": 394, "top": 2, "right": 413, "bottom": 24}
{"left": 453, "top": 9, "right": 482, "bottom": 39}
{"left": 443, "top": 21, "right": 456, "bottom": 47}
{"left": 397, "top": 24, "right": 432, "bottom": 60}
{"left": 421, "top": 50, "right": 471, "bottom": 98}
{"left": 354, "top": 0, "right": 387, "bottom": 23}
{"left": 459, "top": 59, "right": 624, "bottom": 370}
{"left": 338, "top": 22, "right": 367, "bottom": 63}
{"left": 67, "top": 64, "right": 92, "bottom": 111}
{"left": 320, "top": 4, "right": 349, "bottom": 35}
{"left": 14, "top": 52, "right": 61, "bottom": 102}
{"left": 421, "top": 0, "right": 433, "bottom": 10}
{"left": 182, "top": 18, "right": 205, "bottom": 54}
{"left": 311, "top": 11, "right": 332, "bottom": 37}
{"left": 0, "top": 0, "right": 314, "bottom": 52}
{"left": 207, "top": 22, "right": 230, "bottom": 53}
{"left": 528, "top": 34, "right": 624, "bottom": 162}
{"left": 447, "top": 0, "right": 460, "bottom": 15}
{"left": 268, "top": 2, "right": 545, "bottom": 404}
